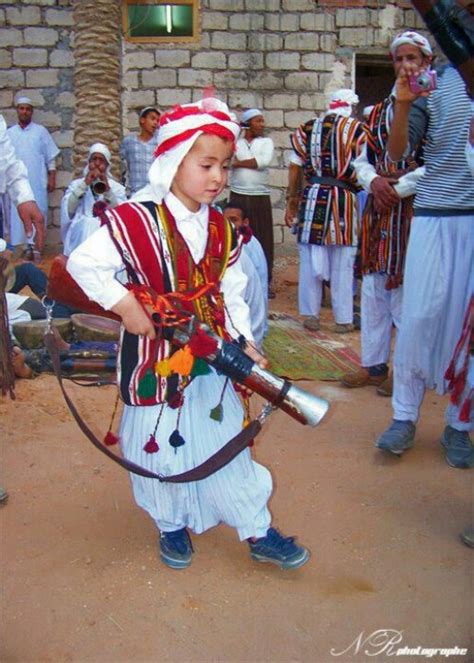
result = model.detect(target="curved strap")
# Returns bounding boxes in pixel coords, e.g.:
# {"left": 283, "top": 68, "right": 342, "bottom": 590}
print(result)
{"left": 44, "top": 331, "right": 260, "bottom": 483}
{"left": 272, "top": 379, "right": 291, "bottom": 409}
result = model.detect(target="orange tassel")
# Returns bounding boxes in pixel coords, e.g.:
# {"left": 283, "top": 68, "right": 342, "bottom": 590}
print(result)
{"left": 168, "top": 346, "right": 194, "bottom": 376}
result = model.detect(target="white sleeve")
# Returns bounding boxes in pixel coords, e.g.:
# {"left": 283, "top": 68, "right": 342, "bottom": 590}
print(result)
{"left": 393, "top": 166, "right": 426, "bottom": 198}
{"left": 289, "top": 153, "right": 304, "bottom": 166}
{"left": 354, "top": 142, "right": 377, "bottom": 193}
{"left": 0, "top": 116, "right": 35, "bottom": 206}
{"left": 67, "top": 225, "right": 129, "bottom": 311}
{"left": 220, "top": 255, "right": 254, "bottom": 343}
{"left": 254, "top": 138, "right": 274, "bottom": 169}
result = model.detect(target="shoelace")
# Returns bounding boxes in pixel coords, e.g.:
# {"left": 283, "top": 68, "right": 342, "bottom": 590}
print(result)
{"left": 162, "top": 529, "right": 193, "bottom": 554}
{"left": 261, "top": 528, "right": 297, "bottom": 554}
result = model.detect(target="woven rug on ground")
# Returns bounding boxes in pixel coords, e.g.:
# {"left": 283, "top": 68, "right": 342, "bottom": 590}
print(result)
{"left": 263, "top": 312, "right": 361, "bottom": 381}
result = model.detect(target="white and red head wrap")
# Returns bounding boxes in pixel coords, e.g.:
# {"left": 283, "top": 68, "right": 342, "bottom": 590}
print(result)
{"left": 326, "top": 89, "right": 359, "bottom": 117}
{"left": 148, "top": 98, "right": 239, "bottom": 202}
{"left": 390, "top": 31, "right": 433, "bottom": 59}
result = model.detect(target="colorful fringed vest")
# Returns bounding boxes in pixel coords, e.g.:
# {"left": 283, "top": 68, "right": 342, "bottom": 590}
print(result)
{"left": 290, "top": 113, "right": 366, "bottom": 247}
{"left": 104, "top": 200, "right": 235, "bottom": 406}
{"left": 360, "top": 98, "right": 422, "bottom": 288}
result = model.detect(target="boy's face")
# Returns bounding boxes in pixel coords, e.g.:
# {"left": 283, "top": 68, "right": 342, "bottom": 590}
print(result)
{"left": 223, "top": 207, "right": 246, "bottom": 230}
{"left": 172, "top": 134, "right": 233, "bottom": 212}
{"left": 139, "top": 111, "right": 160, "bottom": 135}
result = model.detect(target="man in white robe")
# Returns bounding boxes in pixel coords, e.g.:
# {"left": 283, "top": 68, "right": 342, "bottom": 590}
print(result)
{"left": 60, "top": 143, "right": 126, "bottom": 256}
{"left": 7, "top": 96, "right": 59, "bottom": 250}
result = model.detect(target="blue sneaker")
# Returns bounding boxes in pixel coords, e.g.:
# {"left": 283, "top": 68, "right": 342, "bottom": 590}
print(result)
{"left": 159, "top": 528, "right": 193, "bottom": 569}
{"left": 248, "top": 527, "right": 310, "bottom": 570}
{"left": 376, "top": 419, "right": 416, "bottom": 455}
{"left": 440, "top": 426, "right": 474, "bottom": 469}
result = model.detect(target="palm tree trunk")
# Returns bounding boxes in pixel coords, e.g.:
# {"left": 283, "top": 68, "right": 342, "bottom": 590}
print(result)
{"left": 72, "top": 0, "right": 122, "bottom": 177}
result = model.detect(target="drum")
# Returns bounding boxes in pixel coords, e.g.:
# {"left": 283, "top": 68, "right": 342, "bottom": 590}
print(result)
{"left": 12, "top": 318, "right": 73, "bottom": 349}
{"left": 71, "top": 313, "right": 121, "bottom": 343}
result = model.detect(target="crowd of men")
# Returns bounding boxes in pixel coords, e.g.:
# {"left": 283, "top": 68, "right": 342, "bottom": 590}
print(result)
{"left": 1, "top": 30, "right": 472, "bottom": 537}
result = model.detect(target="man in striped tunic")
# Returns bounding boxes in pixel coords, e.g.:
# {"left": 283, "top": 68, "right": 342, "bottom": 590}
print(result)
{"left": 340, "top": 32, "right": 432, "bottom": 396}
{"left": 285, "top": 89, "right": 366, "bottom": 333}
{"left": 376, "top": 58, "right": 473, "bottom": 468}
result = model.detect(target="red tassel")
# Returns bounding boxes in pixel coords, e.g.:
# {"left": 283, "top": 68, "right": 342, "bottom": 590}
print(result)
{"left": 459, "top": 392, "right": 473, "bottom": 423}
{"left": 188, "top": 327, "right": 219, "bottom": 358}
{"left": 444, "top": 359, "right": 456, "bottom": 382}
{"left": 144, "top": 435, "right": 159, "bottom": 454}
{"left": 104, "top": 431, "right": 119, "bottom": 446}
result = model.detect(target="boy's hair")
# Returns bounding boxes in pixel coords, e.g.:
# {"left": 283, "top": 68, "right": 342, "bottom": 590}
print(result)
{"left": 139, "top": 106, "right": 160, "bottom": 120}
{"left": 223, "top": 201, "right": 249, "bottom": 220}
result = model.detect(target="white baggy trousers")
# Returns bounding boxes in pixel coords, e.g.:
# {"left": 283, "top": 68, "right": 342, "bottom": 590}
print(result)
{"left": 298, "top": 244, "right": 357, "bottom": 324}
{"left": 392, "top": 215, "right": 473, "bottom": 430}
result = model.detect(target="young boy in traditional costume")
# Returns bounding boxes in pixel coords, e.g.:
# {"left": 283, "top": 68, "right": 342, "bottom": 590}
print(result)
{"left": 67, "top": 98, "right": 310, "bottom": 570}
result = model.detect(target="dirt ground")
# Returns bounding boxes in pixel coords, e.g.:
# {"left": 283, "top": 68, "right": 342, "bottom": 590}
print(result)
{"left": 1, "top": 244, "right": 472, "bottom": 663}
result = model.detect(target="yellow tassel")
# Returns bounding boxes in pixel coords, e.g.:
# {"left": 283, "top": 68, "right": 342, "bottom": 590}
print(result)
{"left": 168, "top": 346, "right": 194, "bottom": 376}
{"left": 154, "top": 358, "right": 172, "bottom": 377}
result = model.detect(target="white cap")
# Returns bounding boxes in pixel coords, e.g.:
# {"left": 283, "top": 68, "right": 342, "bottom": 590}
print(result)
{"left": 88, "top": 142, "right": 111, "bottom": 164}
{"left": 241, "top": 108, "right": 263, "bottom": 125}
{"left": 16, "top": 96, "right": 33, "bottom": 107}
{"left": 0, "top": 238, "right": 7, "bottom": 252}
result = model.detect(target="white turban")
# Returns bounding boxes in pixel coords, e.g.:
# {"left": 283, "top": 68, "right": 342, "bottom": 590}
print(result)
{"left": 15, "top": 96, "right": 33, "bottom": 107}
{"left": 241, "top": 108, "right": 263, "bottom": 125}
{"left": 390, "top": 31, "right": 433, "bottom": 58}
{"left": 88, "top": 142, "right": 111, "bottom": 164}
{"left": 83, "top": 142, "right": 113, "bottom": 178}
{"left": 148, "top": 98, "right": 240, "bottom": 203}
{"left": 326, "top": 89, "right": 359, "bottom": 117}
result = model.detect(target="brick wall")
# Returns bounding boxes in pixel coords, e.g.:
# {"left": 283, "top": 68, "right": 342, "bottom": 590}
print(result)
{"left": 1, "top": 0, "right": 75, "bottom": 245}
{"left": 1, "top": 0, "right": 429, "bottom": 248}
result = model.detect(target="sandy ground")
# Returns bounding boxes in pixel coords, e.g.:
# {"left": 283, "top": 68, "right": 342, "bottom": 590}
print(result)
{"left": 1, "top": 244, "right": 472, "bottom": 663}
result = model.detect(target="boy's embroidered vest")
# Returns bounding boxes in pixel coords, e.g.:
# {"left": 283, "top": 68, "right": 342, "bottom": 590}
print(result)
{"left": 105, "top": 201, "right": 234, "bottom": 406}
{"left": 360, "top": 98, "right": 420, "bottom": 287}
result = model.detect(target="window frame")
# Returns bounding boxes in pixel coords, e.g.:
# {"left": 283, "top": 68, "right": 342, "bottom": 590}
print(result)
{"left": 122, "top": 0, "right": 200, "bottom": 44}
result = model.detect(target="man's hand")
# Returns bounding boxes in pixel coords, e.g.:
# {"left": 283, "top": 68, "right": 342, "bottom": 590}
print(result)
{"left": 370, "top": 176, "right": 400, "bottom": 210}
{"left": 244, "top": 341, "right": 269, "bottom": 369}
{"left": 16, "top": 201, "right": 45, "bottom": 251}
{"left": 111, "top": 292, "right": 156, "bottom": 340}
{"left": 47, "top": 170, "right": 56, "bottom": 193}
{"left": 284, "top": 198, "right": 299, "bottom": 227}
{"left": 394, "top": 62, "right": 429, "bottom": 104}
{"left": 85, "top": 166, "right": 110, "bottom": 192}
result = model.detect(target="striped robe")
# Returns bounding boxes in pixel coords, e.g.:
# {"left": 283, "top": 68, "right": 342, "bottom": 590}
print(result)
{"left": 360, "top": 98, "right": 421, "bottom": 289}
{"left": 291, "top": 113, "right": 366, "bottom": 247}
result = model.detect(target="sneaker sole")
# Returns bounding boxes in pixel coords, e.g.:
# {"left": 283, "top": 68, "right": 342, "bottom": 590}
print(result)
{"left": 250, "top": 548, "right": 311, "bottom": 570}
{"left": 159, "top": 553, "right": 192, "bottom": 569}
{"left": 376, "top": 434, "right": 415, "bottom": 455}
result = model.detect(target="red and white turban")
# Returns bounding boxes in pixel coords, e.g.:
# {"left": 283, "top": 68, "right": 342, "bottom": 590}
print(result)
{"left": 390, "top": 31, "right": 433, "bottom": 59}
{"left": 148, "top": 98, "right": 239, "bottom": 202}
{"left": 326, "top": 89, "right": 359, "bottom": 117}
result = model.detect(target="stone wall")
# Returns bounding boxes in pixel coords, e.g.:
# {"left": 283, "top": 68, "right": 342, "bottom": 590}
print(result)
{"left": 1, "top": 0, "right": 429, "bottom": 248}
{"left": 1, "top": 0, "right": 75, "bottom": 244}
